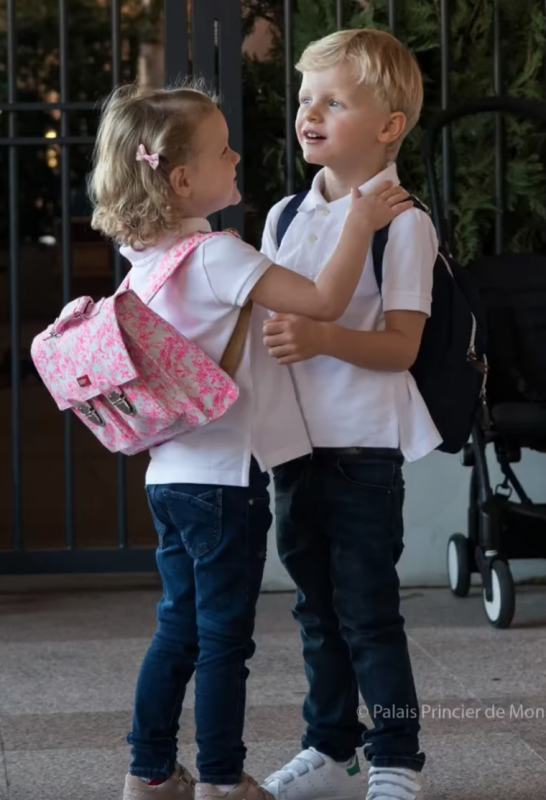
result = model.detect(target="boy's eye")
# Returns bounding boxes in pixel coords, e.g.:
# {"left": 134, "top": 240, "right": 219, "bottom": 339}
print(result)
{"left": 299, "top": 97, "right": 311, "bottom": 105}
{"left": 329, "top": 100, "right": 340, "bottom": 108}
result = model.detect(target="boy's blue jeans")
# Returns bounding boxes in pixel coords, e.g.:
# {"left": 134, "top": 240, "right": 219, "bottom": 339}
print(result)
{"left": 127, "top": 460, "right": 271, "bottom": 784}
{"left": 274, "top": 447, "right": 425, "bottom": 772}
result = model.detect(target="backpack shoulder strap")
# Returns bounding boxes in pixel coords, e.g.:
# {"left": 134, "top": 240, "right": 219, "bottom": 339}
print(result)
{"left": 371, "top": 225, "right": 390, "bottom": 293}
{"left": 371, "top": 195, "right": 432, "bottom": 293}
{"left": 219, "top": 299, "right": 253, "bottom": 377}
{"left": 141, "top": 231, "right": 237, "bottom": 305}
{"left": 276, "top": 190, "right": 310, "bottom": 248}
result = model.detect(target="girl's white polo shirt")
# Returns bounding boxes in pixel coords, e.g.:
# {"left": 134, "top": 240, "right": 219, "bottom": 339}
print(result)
{"left": 121, "top": 218, "right": 312, "bottom": 487}
{"left": 260, "top": 164, "right": 442, "bottom": 463}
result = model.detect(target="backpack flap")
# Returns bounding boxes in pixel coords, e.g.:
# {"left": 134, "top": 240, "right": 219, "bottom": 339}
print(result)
{"left": 31, "top": 294, "right": 139, "bottom": 412}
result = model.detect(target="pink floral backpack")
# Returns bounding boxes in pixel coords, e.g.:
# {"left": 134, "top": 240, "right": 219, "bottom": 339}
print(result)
{"left": 30, "top": 231, "right": 251, "bottom": 455}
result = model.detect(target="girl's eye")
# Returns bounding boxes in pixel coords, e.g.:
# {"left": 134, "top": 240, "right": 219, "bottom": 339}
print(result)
{"left": 300, "top": 97, "right": 311, "bottom": 105}
{"left": 329, "top": 100, "right": 340, "bottom": 108}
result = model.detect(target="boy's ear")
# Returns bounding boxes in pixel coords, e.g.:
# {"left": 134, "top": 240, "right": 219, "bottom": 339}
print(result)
{"left": 170, "top": 165, "right": 192, "bottom": 198}
{"left": 378, "top": 112, "right": 407, "bottom": 145}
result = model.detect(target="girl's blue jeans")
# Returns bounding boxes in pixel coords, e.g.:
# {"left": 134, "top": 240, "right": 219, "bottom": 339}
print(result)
{"left": 127, "top": 459, "right": 271, "bottom": 784}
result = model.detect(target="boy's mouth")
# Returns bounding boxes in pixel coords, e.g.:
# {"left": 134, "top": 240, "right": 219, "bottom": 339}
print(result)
{"left": 303, "top": 129, "right": 326, "bottom": 143}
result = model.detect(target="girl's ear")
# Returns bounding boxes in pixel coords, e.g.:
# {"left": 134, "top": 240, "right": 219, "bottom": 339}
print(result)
{"left": 170, "top": 165, "right": 192, "bottom": 198}
{"left": 378, "top": 111, "right": 406, "bottom": 145}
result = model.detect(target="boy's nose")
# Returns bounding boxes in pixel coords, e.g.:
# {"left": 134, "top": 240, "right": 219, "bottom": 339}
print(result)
{"left": 232, "top": 149, "right": 241, "bottom": 165}
{"left": 303, "top": 104, "right": 322, "bottom": 122}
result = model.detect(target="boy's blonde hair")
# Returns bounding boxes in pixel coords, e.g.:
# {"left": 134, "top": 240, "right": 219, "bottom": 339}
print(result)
{"left": 89, "top": 82, "right": 217, "bottom": 248}
{"left": 296, "top": 28, "right": 423, "bottom": 151}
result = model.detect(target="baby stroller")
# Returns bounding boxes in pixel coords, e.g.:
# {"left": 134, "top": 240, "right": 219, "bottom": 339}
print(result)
{"left": 420, "top": 96, "right": 546, "bottom": 629}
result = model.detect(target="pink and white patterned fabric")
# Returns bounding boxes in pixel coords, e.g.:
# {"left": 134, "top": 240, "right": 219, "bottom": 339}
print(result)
{"left": 30, "top": 232, "right": 240, "bottom": 455}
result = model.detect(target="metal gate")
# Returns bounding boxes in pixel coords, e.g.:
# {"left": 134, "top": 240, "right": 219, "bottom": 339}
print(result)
{"left": 2, "top": 0, "right": 545, "bottom": 574}
{"left": 1, "top": 0, "right": 243, "bottom": 574}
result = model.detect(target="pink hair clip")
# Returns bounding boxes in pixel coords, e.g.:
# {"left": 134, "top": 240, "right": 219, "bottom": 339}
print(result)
{"left": 136, "top": 143, "right": 160, "bottom": 170}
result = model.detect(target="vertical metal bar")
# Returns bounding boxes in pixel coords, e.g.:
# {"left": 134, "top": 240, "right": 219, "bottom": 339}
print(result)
{"left": 336, "top": 0, "right": 343, "bottom": 30}
{"left": 111, "top": 0, "right": 121, "bottom": 86}
{"left": 192, "top": 0, "right": 215, "bottom": 85}
{"left": 59, "top": 0, "right": 74, "bottom": 549}
{"left": 111, "top": 0, "right": 127, "bottom": 548}
{"left": 284, "top": 0, "right": 295, "bottom": 195}
{"left": 164, "top": 0, "right": 189, "bottom": 85}
{"left": 217, "top": 0, "right": 244, "bottom": 234}
{"left": 7, "top": 0, "right": 21, "bottom": 550}
{"left": 192, "top": 0, "right": 220, "bottom": 230}
{"left": 440, "top": 0, "right": 452, "bottom": 247}
{"left": 388, "top": 0, "right": 396, "bottom": 33}
{"left": 493, "top": 0, "right": 504, "bottom": 254}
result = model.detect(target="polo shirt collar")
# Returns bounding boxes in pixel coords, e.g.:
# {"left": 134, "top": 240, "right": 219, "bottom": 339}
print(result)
{"left": 298, "top": 162, "right": 400, "bottom": 213}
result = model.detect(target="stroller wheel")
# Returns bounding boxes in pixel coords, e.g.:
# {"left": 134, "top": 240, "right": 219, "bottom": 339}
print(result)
{"left": 447, "top": 533, "right": 471, "bottom": 597}
{"left": 483, "top": 560, "right": 515, "bottom": 629}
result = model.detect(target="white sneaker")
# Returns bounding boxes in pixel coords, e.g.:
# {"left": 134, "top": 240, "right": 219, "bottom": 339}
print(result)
{"left": 366, "top": 767, "right": 421, "bottom": 800}
{"left": 262, "top": 748, "right": 365, "bottom": 800}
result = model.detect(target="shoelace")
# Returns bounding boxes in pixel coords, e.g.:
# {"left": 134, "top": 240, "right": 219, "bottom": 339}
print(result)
{"left": 366, "top": 767, "right": 420, "bottom": 800}
{"left": 263, "top": 750, "right": 326, "bottom": 786}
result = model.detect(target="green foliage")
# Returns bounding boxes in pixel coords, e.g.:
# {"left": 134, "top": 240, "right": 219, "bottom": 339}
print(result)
{"left": 2, "top": 0, "right": 545, "bottom": 262}
{"left": 243, "top": 0, "right": 546, "bottom": 261}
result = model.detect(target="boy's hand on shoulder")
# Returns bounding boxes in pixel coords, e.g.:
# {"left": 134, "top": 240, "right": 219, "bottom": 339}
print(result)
{"left": 263, "top": 313, "right": 327, "bottom": 364}
{"left": 346, "top": 182, "right": 412, "bottom": 233}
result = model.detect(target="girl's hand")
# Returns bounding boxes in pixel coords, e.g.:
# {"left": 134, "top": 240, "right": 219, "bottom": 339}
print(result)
{"left": 346, "top": 182, "right": 413, "bottom": 232}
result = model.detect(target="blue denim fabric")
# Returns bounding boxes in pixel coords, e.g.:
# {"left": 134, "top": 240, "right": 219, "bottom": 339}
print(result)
{"left": 128, "top": 460, "right": 272, "bottom": 784}
{"left": 274, "top": 448, "right": 425, "bottom": 772}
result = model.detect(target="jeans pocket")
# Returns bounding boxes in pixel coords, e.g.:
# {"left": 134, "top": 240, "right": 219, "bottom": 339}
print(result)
{"left": 164, "top": 487, "right": 223, "bottom": 559}
{"left": 335, "top": 459, "right": 396, "bottom": 492}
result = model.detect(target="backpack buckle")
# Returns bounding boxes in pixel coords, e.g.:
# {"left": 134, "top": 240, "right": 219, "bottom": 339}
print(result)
{"left": 74, "top": 401, "right": 104, "bottom": 426}
{"left": 107, "top": 389, "right": 134, "bottom": 415}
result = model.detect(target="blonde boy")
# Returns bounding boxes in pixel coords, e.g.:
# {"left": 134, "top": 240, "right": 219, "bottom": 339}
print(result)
{"left": 260, "top": 29, "right": 441, "bottom": 800}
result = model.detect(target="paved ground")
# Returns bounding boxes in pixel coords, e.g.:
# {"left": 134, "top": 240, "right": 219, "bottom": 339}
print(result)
{"left": 1, "top": 584, "right": 546, "bottom": 799}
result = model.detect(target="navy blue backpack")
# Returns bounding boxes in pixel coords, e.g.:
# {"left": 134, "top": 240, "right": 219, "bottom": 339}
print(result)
{"left": 276, "top": 192, "right": 488, "bottom": 454}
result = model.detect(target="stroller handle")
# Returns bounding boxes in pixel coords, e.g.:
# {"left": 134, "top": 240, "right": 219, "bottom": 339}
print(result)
{"left": 419, "top": 95, "right": 546, "bottom": 250}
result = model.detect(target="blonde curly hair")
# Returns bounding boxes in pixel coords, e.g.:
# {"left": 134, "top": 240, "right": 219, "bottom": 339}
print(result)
{"left": 88, "top": 81, "right": 217, "bottom": 248}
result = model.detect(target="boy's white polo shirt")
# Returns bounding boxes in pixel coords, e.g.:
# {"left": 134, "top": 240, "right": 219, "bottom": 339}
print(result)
{"left": 261, "top": 163, "right": 442, "bottom": 462}
{"left": 121, "top": 218, "right": 312, "bottom": 487}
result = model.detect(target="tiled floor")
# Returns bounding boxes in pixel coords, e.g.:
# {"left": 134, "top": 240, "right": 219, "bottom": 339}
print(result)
{"left": 1, "top": 584, "right": 546, "bottom": 799}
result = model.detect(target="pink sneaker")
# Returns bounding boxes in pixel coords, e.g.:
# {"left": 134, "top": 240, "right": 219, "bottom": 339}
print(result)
{"left": 195, "top": 774, "right": 274, "bottom": 800}
{"left": 123, "top": 763, "right": 196, "bottom": 799}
